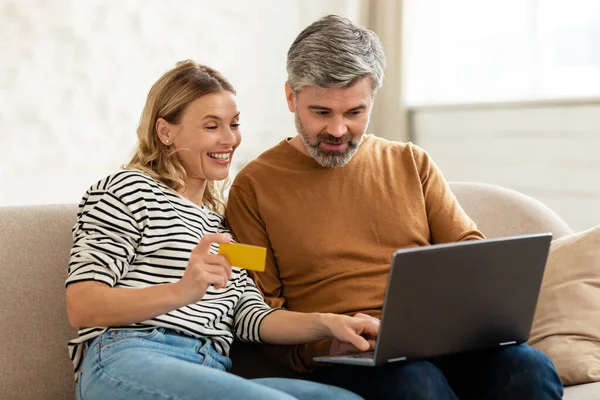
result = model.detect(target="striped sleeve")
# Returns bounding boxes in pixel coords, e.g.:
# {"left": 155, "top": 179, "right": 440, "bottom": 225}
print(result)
{"left": 66, "top": 179, "right": 141, "bottom": 287}
{"left": 232, "top": 270, "right": 277, "bottom": 343}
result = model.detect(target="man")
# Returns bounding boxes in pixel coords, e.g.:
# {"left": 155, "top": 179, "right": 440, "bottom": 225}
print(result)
{"left": 226, "top": 14, "right": 563, "bottom": 400}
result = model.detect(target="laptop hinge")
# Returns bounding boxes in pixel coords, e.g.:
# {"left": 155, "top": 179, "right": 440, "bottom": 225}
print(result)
{"left": 388, "top": 356, "right": 407, "bottom": 363}
{"left": 499, "top": 341, "right": 517, "bottom": 346}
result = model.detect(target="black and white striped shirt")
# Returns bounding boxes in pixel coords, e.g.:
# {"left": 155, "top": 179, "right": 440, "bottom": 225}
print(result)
{"left": 65, "top": 170, "right": 276, "bottom": 380}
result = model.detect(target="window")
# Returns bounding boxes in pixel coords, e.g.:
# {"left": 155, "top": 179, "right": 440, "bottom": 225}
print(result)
{"left": 404, "top": 0, "right": 600, "bottom": 105}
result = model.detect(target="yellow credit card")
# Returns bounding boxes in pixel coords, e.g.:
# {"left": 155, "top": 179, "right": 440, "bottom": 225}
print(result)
{"left": 218, "top": 243, "right": 267, "bottom": 272}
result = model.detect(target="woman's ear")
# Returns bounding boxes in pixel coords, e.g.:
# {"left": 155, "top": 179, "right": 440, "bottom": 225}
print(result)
{"left": 156, "top": 118, "right": 172, "bottom": 145}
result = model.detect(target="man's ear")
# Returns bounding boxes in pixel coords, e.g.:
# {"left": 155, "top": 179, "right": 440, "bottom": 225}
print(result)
{"left": 285, "top": 82, "right": 296, "bottom": 113}
{"left": 156, "top": 118, "right": 173, "bottom": 145}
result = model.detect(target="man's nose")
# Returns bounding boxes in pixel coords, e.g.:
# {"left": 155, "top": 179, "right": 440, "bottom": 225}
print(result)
{"left": 327, "top": 115, "right": 348, "bottom": 137}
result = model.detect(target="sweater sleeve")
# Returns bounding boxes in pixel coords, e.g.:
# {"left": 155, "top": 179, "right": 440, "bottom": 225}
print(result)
{"left": 410, "top": 143, "right": 485, "bottom": 244}
{"left": 225, "top": 183, "right": 329, "bottom": 372}
{"left": 232, "top": 270, "right": 279, "bottom": 343}
{"left": 66, "top": 179, "right": 142, "bottom": 288}
{"left": 217, "top": 219, "right": 278, "bottom": 344}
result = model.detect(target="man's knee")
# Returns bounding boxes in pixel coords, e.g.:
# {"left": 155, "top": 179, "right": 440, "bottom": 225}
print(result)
{"left": 495, "top": 345, "right": 563, "bottom": 398}
{"left": 497, "top": 345, "right": 558, "bottom": 377}
{"left": 385, "top": 361, "right": 457, "bottom": 400}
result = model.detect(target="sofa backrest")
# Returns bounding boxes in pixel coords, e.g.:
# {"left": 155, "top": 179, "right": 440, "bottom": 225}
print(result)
{"left": 0, "top": 204, "right": 78, "bottom": 400}
{"left": 450, "top": 182, "right": 573, "bottom": 240}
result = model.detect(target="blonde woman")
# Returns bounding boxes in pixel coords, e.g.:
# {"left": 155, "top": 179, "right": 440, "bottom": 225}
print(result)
{"left": 65, "top": 61, "right": 377, "bottom": 400}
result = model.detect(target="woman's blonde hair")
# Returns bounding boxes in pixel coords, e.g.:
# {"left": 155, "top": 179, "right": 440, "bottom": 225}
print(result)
{"left": 125, "top": 60, "right": 235, "bottom": 214}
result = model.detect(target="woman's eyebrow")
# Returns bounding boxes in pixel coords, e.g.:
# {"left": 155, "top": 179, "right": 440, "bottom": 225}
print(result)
{"left": 202, "top": 112, "right": 240, "bottom": 121}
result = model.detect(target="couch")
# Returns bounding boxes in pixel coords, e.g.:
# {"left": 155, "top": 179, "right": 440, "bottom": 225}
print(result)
{"left": 0, "top": 182, "right": 598, "bottom": 399}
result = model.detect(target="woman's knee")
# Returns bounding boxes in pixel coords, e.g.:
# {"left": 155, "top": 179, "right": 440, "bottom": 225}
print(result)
{"left": 254, "top": 377, "right": 363, "bottom": 400}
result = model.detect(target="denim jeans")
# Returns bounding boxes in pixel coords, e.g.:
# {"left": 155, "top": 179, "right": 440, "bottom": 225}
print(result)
{"left": 77, "top": 328, "right": 363, "bottom": 400}
{"left": 308, "top": 344, "right": 564, "bottom": 400}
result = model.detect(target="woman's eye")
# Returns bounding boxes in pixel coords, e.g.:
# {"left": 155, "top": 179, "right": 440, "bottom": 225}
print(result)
{"left": 206, "top": 125, "right": 218, "bottom": 130}
{"left": 231, "top": 123, "right": 241, "bottom": 129}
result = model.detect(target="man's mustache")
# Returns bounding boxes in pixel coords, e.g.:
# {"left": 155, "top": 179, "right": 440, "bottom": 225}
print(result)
{"left": 314, "top": 134, "right": 354, "bottom": 145}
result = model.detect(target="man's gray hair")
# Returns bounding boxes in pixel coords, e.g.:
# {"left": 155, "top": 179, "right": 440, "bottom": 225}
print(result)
{"left": 286, "top": 14, "right": 387, "bottom": 94}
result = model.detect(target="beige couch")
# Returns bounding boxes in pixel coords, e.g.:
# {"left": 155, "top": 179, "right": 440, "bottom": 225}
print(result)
{"left": 0, "top": 182, "right": 598, "bottom": 399}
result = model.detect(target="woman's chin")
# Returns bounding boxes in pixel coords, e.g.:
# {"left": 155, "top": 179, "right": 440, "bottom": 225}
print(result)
{"left": 205, "top": 171, "right": 230, "bottom": 182}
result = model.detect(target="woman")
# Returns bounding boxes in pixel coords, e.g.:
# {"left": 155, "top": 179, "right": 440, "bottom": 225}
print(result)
{"left": 65, "top": 60, "right": 377, "bottom": 400}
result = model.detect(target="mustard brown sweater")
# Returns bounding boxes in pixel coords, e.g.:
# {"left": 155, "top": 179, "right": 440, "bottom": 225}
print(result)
{"left": 225, "top": 134, "right": 484, "bottom": 372}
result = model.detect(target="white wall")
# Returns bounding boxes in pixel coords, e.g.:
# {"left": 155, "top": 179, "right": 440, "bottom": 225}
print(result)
{"left": 411, "top": 101, "right": 600, "bottom": 232}
{"left": 0, "top": 0, "right": 360, "bottom": 206}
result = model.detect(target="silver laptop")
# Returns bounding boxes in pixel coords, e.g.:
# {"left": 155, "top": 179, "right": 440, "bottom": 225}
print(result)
{"left": 313, "top": 233, "right": 552, "bottom": 366}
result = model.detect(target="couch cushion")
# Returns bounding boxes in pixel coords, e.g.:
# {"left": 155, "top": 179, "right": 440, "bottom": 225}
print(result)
{"left": 528, "top": 225, "right": 600, "bottom": 385}
{"left": 564, "top": 382, "right": 600, "bottom": 400}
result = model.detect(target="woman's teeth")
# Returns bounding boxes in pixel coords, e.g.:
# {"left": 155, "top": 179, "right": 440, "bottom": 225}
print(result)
{"left": 208, "top": 153, "right": 230, "bottom": 161}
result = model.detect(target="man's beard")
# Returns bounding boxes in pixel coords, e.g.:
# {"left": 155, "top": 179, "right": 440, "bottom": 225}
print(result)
{"left": 295, "top": 113, "right": 366, "bottom": 168}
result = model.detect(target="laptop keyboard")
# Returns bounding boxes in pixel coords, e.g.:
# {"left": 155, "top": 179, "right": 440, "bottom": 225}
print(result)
{"left": 345, "top": 351, "right": 375, "bottom": 359}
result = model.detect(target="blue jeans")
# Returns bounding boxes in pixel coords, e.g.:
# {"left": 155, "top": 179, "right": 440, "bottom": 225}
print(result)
{"left": 309, "top": 344, "right": 564, "bottom": 400}
{"left": 77, "top": 328, "right": 363, "bottom": 400}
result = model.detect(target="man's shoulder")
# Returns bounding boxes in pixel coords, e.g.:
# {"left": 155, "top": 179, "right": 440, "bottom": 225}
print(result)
{"left": 232, "top": 141, "right": 290, "bottom": 187}
{"left": 363, "top": 135, "right": 424, "bottom": 162}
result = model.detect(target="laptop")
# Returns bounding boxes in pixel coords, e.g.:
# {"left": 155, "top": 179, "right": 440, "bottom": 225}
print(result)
{"left": 313, "top": 233, "right": 552, "bottom": 366}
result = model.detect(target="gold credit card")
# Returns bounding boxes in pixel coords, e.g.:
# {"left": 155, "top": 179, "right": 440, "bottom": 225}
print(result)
{"left": 218, "top": 243, "right": 267, "bottom": 272}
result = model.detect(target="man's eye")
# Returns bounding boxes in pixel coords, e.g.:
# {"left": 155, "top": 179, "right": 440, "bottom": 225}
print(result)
{"left": 316, "top": 111, "right": 329, "bottom": 116}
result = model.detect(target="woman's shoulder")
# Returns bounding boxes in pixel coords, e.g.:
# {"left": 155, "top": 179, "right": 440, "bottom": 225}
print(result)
{"left": 77, "top": 170, "right": 170, "bottom": 210}
{"left": 85, "top": 169, "right": 163, "bottom": 196}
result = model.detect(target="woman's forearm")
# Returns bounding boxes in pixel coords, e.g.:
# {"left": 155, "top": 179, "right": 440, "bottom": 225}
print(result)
{"left": 259, "top": 309, "right": 333, "bottom": 345}
{"left": 65, "top": 281, "right": 187, "bottom": 328}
